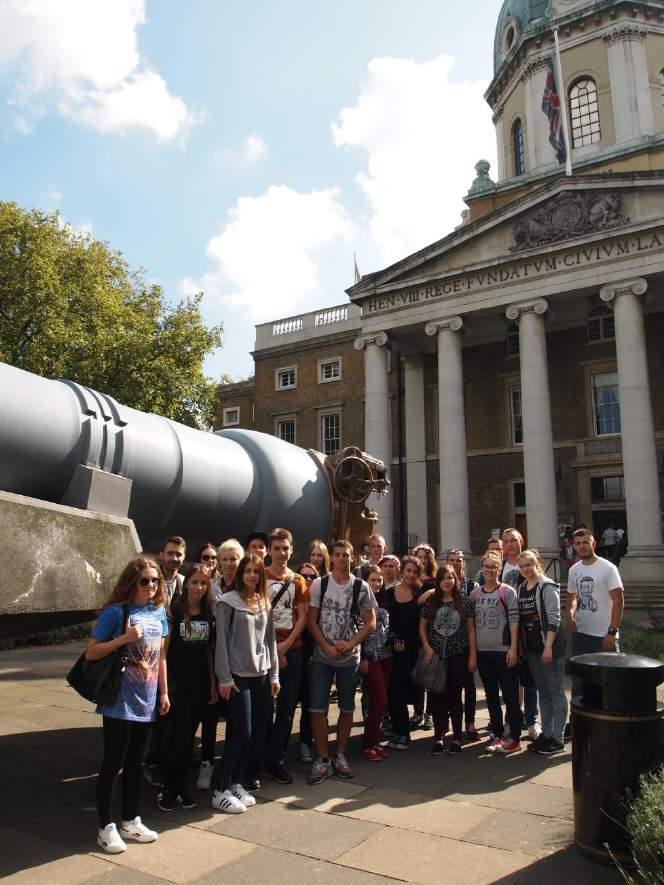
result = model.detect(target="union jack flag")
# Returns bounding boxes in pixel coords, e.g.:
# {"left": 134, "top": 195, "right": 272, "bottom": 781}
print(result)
{"left": 541, "top": 57, "right": 566, "bottom": 165}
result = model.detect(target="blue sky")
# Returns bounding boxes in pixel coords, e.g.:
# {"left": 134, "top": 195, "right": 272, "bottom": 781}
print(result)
{"left": 0, "top": 0, "right": 501, "bottom": 380}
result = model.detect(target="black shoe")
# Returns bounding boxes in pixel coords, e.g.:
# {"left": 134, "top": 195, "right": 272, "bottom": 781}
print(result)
{"left": 409, "top": 713, "right": 424, "bottom": 728}
{"left": 264, "top": 762, "right": 293, "bottom": 785}
{"left": 243, "top": 778, "right": 261, "bottom": 792}
{"left": 177, "top": 790, "right": 197, "bottom": 809}
{"left": 446, "top": 741, "right": 462, "bottom": 754}
{"left": 528, "top": 734, "right": 548, "bottom": 753}
{"left": 431, "top": 741, "right": 445, "bottom": 755}
{"left": 536, "top": 738, "right": 565, "bottom": 756}
{"left": 157, "top": 787, "right": 177, "bottom": 812}
{"left": 563, "top": 723, "right": 572, "bottom": 742}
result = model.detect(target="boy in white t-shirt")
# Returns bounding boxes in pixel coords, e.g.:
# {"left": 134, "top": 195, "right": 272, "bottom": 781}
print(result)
{"left": 566, "top": 528, "right": 624, "bottom": 698}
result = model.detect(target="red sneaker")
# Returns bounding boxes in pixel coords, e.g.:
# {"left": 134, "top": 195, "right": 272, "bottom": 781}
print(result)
{"left": 373, "top": 745, "right": 390, "bottom": 758}
{"left": 361, "top": 747, "right": 384, "bottom": 761}
{"left": 496, "top": 738, "right": 521, "bottom": 754}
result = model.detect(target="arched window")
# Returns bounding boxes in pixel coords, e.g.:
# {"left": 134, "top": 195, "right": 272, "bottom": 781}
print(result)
{"left": 506, "top": 322, "right": 520, "bottom": 358}
{"left": 569, "top": 78, "right": 601, "bottom": 148}
{"left": 660, "top": 69, "right": 664, "bottom": 111}
{"left": 513, "top": 119, "right": 525, "bottom": 176}
{"left": 586, "top": 304, "right": 615, "bottom": 343}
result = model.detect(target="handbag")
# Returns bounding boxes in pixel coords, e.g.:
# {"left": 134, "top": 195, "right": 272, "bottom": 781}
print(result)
{"left": 66, "top": 605, "right": 130, "bottom": 705}
{"left": 411, "top": 645, "right": 448, "bottom": 694}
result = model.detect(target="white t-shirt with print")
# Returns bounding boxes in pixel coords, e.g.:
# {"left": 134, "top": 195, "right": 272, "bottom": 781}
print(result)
{"left": 568, "top": 556, "right": 623, "bottom": 637}
{"left": 309, "top": 574, "right": 376, "bottom": 667}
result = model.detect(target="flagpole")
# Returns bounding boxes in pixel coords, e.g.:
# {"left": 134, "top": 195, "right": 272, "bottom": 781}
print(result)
{"left": 553, "top": 28, "right": 573, "bottom": 176}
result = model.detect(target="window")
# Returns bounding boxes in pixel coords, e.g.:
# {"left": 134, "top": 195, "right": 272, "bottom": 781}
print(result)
{"left": 222, "top": 407, "right": 240, "bottom": 426}
{"left": 318, "top": 357, "right": 342, "bottom": 383}
{"left": 276, "top": 418, "right": 296, "bottom": 445}
{"left": 514, "top": 481, "right": 526, "bottom": 508}
{"left": 321, "top": 413, "right": 341, "bottom": 456}
{"left": 591, "top": 475, "right": 625, "bottom": 503}
{"left": 513, "top": 119, "right": 525, "bottom": 176}
{"left": 275, "top": 366, "right": 297, "bottom": 390}
{"left": 509, "top": 386, "right": 523, "bottom": 445}
{"left": 569, "top": 78, "right": 601, "bottom": 148}
{"left": 592, "top": 372, "right": 621, "bottom": 436}
{"left": 506, "top": 322, "right": 520, "bottom": 358}
{"left": 586, "top": 304, "right": 615, "bottom": 343}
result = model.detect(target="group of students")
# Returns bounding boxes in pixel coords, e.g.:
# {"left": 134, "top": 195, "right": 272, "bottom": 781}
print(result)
{"left": 86, "top": 523, "right": 624, "bottom": 856}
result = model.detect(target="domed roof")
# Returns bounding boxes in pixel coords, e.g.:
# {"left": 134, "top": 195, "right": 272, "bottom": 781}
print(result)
{"left": 494, "top": 0, "right": 550, "bottom": 73}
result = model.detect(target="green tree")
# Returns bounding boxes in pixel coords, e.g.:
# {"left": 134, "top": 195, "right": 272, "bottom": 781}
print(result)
{"left": 0, "top": 202, "right": 223, "bottom": 427}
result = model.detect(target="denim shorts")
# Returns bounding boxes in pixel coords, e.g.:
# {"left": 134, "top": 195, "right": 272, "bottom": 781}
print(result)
{"left": 309, "top": 659, "right": 358, "bottom": 714}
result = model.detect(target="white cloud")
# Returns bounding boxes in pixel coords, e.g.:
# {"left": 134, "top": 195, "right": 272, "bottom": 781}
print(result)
{"left": 332, "top": 54, "right": 496, "bottom": 263}
{"left": 0, "top": 0, "right": 197, "bottom": 141}
{"left": 42, "top": 187, "right": 63, "bottom": 205}
{"left": 179, "top": 184, "right": 354, "bottom": 319}
{"left": 216, "top": 133, "right": 269, "bottom": 168}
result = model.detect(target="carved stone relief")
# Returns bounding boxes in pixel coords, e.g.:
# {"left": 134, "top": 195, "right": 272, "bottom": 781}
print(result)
{"left": 510, "top": 191, "right": 629, "bottom": 252}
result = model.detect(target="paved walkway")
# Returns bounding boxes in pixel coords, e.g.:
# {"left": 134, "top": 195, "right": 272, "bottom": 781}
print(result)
{"left": 0, "top": 643, "right": 621, "bottom": 885}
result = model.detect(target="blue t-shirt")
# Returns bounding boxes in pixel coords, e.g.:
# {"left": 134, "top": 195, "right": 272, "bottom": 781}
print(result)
{"left": 91, "top": 603, "right": 169, "bottom": 722}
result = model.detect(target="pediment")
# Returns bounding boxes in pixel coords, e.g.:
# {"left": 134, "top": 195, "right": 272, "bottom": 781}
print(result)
{"left": 348, "top": 175, "right": 664, "bottom": 297}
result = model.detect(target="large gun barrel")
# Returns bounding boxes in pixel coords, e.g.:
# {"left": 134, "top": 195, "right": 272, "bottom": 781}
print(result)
{"left": 0, "top": 361, "right": 388, "bottom": 637}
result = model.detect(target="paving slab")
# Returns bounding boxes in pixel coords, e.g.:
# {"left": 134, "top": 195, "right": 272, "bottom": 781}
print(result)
{"left": 0, "top": 827, "right": 113, "bottom": 883}
{"left": 336, "top": 825, "right": 534, "bottom": 885}
{"left": 256, "top": 775, "right": 371, "bottom": 812}
{"left": 193, "top": 844, "right": 401, "bottom": 885}
{"left": 207, "top": 796, "right": 383, "bottom": 860}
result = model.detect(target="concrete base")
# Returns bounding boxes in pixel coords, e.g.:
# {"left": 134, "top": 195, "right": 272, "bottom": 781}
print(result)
{"left": 618, "top": 546, "right": 664, "bottom": 585}
{"left": 61, "top": 465, "right": 132, "bottom": 518}
{"left": 0, "top": 489, "right": 141, "bottom": 640}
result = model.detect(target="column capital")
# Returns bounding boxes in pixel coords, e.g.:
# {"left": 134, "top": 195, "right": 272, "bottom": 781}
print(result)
{"left": 505, "top": 298, "right": 548, "bottom": 321}
{"left": 353, "top": 331, "right": 389, "bottom": 351}
{"left": 599, "top": 278, "right": 648, "bottom": 303}
{"left": 424, "top": 316, "right": 463, "bottom": 337}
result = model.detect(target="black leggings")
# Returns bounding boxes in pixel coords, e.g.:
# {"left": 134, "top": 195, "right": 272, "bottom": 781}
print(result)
{"left": 97, "top": 716, "right": 151, "bottom": 827}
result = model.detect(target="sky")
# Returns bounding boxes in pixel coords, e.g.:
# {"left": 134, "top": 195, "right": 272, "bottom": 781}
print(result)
{"left": 0, "top": 0, "right": 501, "bottom": 380}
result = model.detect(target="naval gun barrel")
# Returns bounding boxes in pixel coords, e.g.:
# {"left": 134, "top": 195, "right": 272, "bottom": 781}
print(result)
{"left": 0, "top": 361, "right": 388, "bottom": 559}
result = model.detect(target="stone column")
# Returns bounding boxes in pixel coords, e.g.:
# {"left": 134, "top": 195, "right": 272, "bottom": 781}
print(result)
{"left": 604, "top": 26, "right": 654, "bottom": 143}
{"left": 600, "top": 279, "right": 664, "bottom": 583}
{"left": 403, "top": 354, "right": 428, "bottom": 546}
{"left": 354, "top": 332, "right": 393, "bottom": 548}
{"left": 505, "top": 299, "right": 559, "bottom": 557}
{"left": 425, "top": 317, "right": 470, "bottom": 553}
{"left": 522, "top": 56, "right": 554, "bottom": 171}
{"left": 493, "top": 108, "right": 505, "bottom": 181}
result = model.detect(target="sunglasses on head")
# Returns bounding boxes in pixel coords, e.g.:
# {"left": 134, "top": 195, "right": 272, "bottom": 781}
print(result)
{"left": 138, "top": 577, "right": 160, "bottom": 587}
{"left": 201, "top": 553, "right": 217, "bottom": 561}
{"left": 447, "top": 549, "right": 464, "bottom": 556}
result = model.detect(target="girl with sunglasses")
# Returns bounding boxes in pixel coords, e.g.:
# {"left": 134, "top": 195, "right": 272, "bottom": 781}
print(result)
{"left": 85, "top": 556, "right": 170, "bottom": 854}
{"left": 194, "top": 543, "right": 221, "bottom": 597}
{"left": 158, "top": 566, "right": 217, "bottom": 812}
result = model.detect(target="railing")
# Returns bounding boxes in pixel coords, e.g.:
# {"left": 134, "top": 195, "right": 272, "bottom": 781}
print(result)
{"left": 314, "top": 305, "right": 348, "bottom": 326}
{"left": 272, "top": 316, "right": 303, "bottom": 336}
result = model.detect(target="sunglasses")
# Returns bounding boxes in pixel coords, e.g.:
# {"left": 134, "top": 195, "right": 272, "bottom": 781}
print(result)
{"left": 201, "top": 554, "right": 217, "bottom": 561}
{"left": 447, "top": 549, "right": 464, "bottom": 556}
{"left": 300, "top": 573, "right": 316, "bottom": 581}
{"left": 138, "top": 577, "right": 160, "bottom": 587}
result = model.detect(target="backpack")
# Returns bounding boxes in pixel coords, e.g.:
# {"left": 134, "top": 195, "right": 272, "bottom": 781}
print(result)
{"left": 318, "top": 575, "right": 363, "bottom": 629}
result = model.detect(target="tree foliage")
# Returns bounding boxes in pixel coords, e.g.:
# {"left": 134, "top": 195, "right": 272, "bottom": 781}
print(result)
{"left": 0, "top": 202, "right": 223, "bottom": 427}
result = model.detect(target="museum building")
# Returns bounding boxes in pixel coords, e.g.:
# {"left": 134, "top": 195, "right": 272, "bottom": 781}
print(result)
{"left": 217, "top": 0, "right": 664, "bottom": 599}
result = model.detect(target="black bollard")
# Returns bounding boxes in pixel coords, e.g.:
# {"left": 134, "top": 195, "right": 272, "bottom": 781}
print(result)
{"left": 569, "top": 652, "right": 664, "bottom": 866}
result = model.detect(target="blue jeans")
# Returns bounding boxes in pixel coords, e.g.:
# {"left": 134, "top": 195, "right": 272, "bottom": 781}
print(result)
{"left": 212, "top": 674, "right": 271, "bottom": 791}
{"left": 267, "top": 645, "right": 303, "bottom": 765}
{"left": 526, "top": 653, "right": 568, "bottom": 742}
{"left": 309, "top": 659, "right": 358, "bottom": 714}
{"left": 523, "top": 685, "right": 539, "bottom": 728}
{"left": 477, "top": 651, "right": 522, "bottom": 740}
{"left": 570, "top": 631, "right": 620, "bottom": 699}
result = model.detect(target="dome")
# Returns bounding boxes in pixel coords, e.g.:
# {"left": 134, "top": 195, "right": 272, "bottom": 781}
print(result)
{"left": 494, "top": 0, "right": 550, "bottom": 73}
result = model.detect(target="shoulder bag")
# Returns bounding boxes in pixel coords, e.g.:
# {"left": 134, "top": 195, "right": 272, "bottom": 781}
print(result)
{"left": 66, "top": 604, "right": 130, "bottom": 705}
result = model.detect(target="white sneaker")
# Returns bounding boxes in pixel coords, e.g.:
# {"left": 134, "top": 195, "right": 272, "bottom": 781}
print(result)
{"left": 97, "top": 823, "right": 127, "bottom": 854}
{"left": 196, "top": 760, "right": 213, "bottom": 790}
{"left": 120, "top": 816, "right": 158, "bottom": 843}
{"left": 212, "top": 789, "right": 246, "bottom": 814}
{"left": 528, "top": 724, "right": 542, "bottom": 741}
{"left": 231, "top": 783, "right": 256, "bottom": 807}
{"left": 299, "top": 742, "right": 313, "bottom": 763}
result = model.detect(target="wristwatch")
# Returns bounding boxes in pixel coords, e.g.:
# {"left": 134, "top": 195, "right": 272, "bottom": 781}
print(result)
{"left": 607, "top": 627, "right": 618, "bottom": 636}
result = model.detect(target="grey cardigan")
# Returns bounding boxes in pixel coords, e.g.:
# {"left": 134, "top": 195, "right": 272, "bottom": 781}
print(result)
{"left": 214, "top": 591, "right": 279, "bottom": 688}
{"left": 519, "top": 578, "right": 567, "bottom": 658}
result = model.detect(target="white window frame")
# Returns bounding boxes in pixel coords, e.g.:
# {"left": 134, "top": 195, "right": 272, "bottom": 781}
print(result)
{"left": 222, "top": 406, "right": 240, "bottom": 427}
{"left": 275, "top": 365, "right": 297, "bottom": 391}
{"left": 508, "top": 384, "right": 523, "bottom": 446}
{"left": 317, "top": 356, "right": 342, "bottom": 384}
{"left": 319, "top": 409, "right": 342, "bottom": 456}
{"left": 586, "top": 304, "right": 615, "bottom": 344}
{"left": 591, "top": 371, "right": 621, "bottom": 437}
{"left": 275, "top": 415, "right": 296, "bottom": 445}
